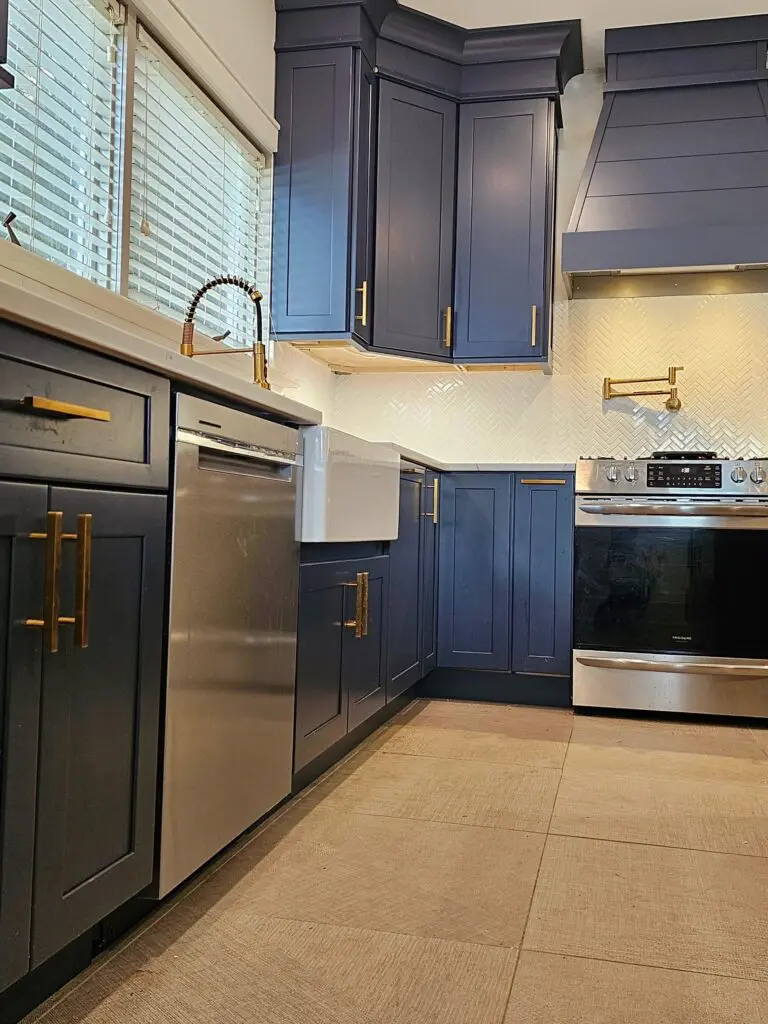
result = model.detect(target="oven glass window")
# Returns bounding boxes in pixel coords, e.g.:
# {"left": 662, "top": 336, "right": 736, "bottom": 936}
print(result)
{"left": 574, "top": 527, "right": 768, "bottom": 658}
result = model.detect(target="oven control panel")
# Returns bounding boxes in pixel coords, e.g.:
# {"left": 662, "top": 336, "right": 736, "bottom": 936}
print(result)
{"left": 647, "top": 462, "right": 722, "bottom": 489}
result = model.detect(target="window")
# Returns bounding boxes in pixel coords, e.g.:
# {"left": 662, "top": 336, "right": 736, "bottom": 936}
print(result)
{"left": 0, "top": 4, "right": 270, "bottom": 342}
{"left": 130, "top": 27, "right": 268, "bottom": 343}
{"left": 0, "top": 0, "right": 124, "bottom": 288}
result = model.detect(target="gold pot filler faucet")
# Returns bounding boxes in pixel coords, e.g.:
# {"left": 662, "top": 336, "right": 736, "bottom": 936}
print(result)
{"left": 180, "top": 276, "right": 270, "bottom": 390}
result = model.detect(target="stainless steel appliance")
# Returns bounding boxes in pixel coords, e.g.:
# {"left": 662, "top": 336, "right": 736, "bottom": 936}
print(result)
{"left": 155, "top": 395, "right": 300, "bottom": 897}
{"left": 573, "top": 452, "right": 768, "bottom": 717}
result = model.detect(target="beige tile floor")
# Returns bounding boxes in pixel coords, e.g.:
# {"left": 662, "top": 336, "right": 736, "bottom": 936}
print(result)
{"left": 26, "top": 700, "right": 768, "bottom": 1023}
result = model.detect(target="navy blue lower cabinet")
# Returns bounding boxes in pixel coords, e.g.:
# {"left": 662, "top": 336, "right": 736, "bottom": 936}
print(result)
{"left": 511, "top": 473, "right": 574, "bottom": 676}
{"left": 346, "top": 557, "right": 388, "bottom": 729}
{"left": 387, "top": 471, "right": 424, "bottom": 700}
{"left": 295, "top": 556, "right": 389, "bottom": 771}
{"left": 437, "top": 474, "right": 513, "bottom": 670}
{"left": 32, "top": 489, "right": 167, "bottom": 968}
{"left": 0, "top": 482, "right": 46, "bottom": 992}
{"left": 420, "top": 472, "right": 439, "bottom": 675}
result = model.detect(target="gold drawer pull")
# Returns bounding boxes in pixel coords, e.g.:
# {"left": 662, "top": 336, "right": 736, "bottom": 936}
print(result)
{"left": 421, "top": 477, "right": 439, "bottom": 524}
{"left": 443, "top": 307, "right": 453, "bottom": 348}
{"left": 355, "top": 280, "right": 369, "bottom": 328}
{"left": 25, "top": 512, "right": 94, "bottom": 651}
{"left": 25, "top": 511, "right": 63, "bottom": 653}
{"left": 21, "top": 396, "right": 112, "bottom": 422}
{"left": 530, "top": 305, "right": 538, "bottom": 347}
{"left": 74, "top": 514, "right": 93, "bottom": 648}
{"left": 343, "top": 571, "right": 369, "bottom": 638}
{"left": 520, "top": 478, "right": 567, "bottom": 485}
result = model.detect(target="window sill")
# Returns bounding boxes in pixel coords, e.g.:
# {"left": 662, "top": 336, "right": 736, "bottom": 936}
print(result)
{"left": 0, "top": 240, "right": 322, "bottom": 425}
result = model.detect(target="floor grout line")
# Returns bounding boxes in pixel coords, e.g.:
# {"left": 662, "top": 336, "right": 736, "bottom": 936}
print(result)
{"left": 519, "top": 945, "right": 768, "bottom": 986}
{"left": 545, "top": 829, "right": 768, "bottom": 860}
{"left": 369, "top": 747, "right": 569, "bottom": 771}
{"left": 498, "top": 756, "right": 568, "bottom": 1022}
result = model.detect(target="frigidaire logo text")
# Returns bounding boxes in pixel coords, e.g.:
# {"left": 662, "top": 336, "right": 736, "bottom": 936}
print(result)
{"left": 672, "top": 635, "right": 693, "bottom": 642}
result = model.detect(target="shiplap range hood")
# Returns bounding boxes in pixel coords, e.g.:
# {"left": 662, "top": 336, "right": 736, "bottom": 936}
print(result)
{"left": 563, "top": 15, "right": 768, "bottom": 298}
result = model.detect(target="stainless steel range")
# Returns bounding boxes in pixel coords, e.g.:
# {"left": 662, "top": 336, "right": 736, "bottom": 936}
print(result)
{"left": 573, "top": 451, "right": 768, "bottom": 717}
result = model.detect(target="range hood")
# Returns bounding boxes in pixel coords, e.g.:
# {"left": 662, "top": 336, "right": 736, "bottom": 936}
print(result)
{"left": 563, "top": 15, "right": 768, "bottom": 298}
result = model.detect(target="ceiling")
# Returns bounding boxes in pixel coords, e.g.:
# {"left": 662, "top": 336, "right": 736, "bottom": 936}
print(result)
{"left": 408, "top": 0, "right": 768, "bottom": 70}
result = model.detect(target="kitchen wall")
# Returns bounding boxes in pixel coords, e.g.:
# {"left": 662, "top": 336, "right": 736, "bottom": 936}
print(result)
{"left": 325, "top": 72, "right": 768, "bottom": 460}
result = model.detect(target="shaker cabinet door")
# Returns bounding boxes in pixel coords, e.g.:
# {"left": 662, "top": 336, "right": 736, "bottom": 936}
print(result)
{"left": 453, "top": 99, "right": 554, "bottom": 362}
{"left": 0, "top": 482, "right": 46, "bottom": 991}
{"left": 420, "top": 472, "right": 439, "bottom": 676}
{"left": 273, "top": 48, "right": 357, "bottom": 337}
{"left": 388, "top": 473, "right": 424, "bottom": 699}
{"left": 512, "top": 474, "right": 574, "bottom": 675}
{"left": 374, "top": 81, "right": 457, "bottom": 358}
{"left": 345, "top": 557, "right": 389, "bottom": 729}
{"left": 32, "top": 488, "right": 166, "bottom": 967}
{"left": 437, "top": 474, "right": 513, "bottom": 671}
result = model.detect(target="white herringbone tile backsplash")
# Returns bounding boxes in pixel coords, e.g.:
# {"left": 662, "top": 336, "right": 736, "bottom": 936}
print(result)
{"left": 330, "top": 293, "right": 768, "bottom": 462}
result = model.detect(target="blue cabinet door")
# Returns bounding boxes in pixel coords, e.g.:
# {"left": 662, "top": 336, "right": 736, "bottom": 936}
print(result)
{"left": 454, "top": 99, "right": 555, "bottom": 362}
{"left": 374, "top": 81, "right": 456, "bottom": 358}
{"left": 0, "top": 482, "right": 45, "bottom": 992}
{"left": 273, "top": 48, "right": 375, "bottom": 340}
{"left": 437, "top": 474, "right": 513, "bottom": 670}
{"left": 420, "top": 472, "right": 439, "bottom": 676}
{"left": 346, "top": 556, "right": 389, "bottom": 728}
{"left": 294, "top": 561, "right": 348, "bottom": 772}
{"left": 387, "top": 472, "right": 424, "bottom": 700}
{"left": 512, "top": 474, "right": 574, "bottom": 675}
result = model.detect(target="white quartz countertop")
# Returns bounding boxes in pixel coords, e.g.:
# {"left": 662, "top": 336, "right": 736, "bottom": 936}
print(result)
{"left": 384, "top": 445, "right": 575, "bottom": 473}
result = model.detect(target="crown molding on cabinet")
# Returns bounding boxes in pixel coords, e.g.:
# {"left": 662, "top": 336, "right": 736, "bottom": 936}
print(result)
{"left": 275, "top": 0, "right": 583, "bottom": 105}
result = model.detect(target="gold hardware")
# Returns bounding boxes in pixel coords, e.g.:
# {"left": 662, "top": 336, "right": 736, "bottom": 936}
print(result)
{"left": 74, "top": 514, "right": 92, "bottom": 649}
{"left": 24, "top": 511, "right": 63, "bottom": 652}
{"left": 530, "top": 305, "right": 538, "bottom": 347}
{"left": 603, "top": 366, "right": 684, "bottom": 411}
{"left": 355, "top": 280, "right": 368, "bottom": 328}
{"left": 21, "top": 396, "right": 111, "bottom": 422}
{"left": 422, "top": 477, "right": 439, "bottom": 524}
{"left": 343, "top": 572, "right": 367, "bottom": 638}
{"left": 520, "top": 478, "right": 567, "bottom": 485}
{"left": 443, "top": 307, "right": 453, "bottom": 348}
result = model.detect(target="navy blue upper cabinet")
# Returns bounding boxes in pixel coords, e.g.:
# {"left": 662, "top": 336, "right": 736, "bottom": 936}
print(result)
{"left": 374, "top": 82, "right": 457, "bottom": 358}
{"left": 0, "top": 0, "right": 12, "bottom": 89}
{"left": 272, "top": 47, "right": 375, "bottom": 341}
{"left": 454, "top": 100, "right": 556, "bottom": 362}
{"left": 438, "top": 474, "right": 512, "bottom": 671}
{"left": 512, "top": 474, "right": 574, "bottom": 675}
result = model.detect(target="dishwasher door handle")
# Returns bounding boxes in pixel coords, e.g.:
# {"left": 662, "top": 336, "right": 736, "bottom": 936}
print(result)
{"left": 177, "top": 429, "right": 298, "bottom": 468}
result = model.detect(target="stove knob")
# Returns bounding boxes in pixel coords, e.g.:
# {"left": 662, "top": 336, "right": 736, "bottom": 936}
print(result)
{"left": 731, "top": 466, "right": 748, "bottom": 483}
{"left": 624, "top": 465, "right": 637, "bottom": 482}
{"left": 605, "top": 465, "right": 619, "bottom": 483}
{"left": 750, "top": 467, "right": 766, "bottom": 485}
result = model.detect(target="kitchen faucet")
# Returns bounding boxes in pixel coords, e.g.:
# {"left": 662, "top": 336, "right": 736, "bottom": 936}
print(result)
{"left": 180, "top": 275, "right": 270, "bottom": 389}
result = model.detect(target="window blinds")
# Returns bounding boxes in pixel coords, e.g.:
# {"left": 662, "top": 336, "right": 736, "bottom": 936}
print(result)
{"left": 130, "top": 27, "right": 268, "bottom": 345}
{"left": 0, "top": 0, "right": 124, "bottom": 288}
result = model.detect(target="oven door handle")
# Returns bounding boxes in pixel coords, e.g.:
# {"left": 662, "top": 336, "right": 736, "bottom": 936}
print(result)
{"left": 575, "top": 655, "right": 768, "bottom": 677}
{"left": 577, "top": 503, "right": 768, "bottom": 517}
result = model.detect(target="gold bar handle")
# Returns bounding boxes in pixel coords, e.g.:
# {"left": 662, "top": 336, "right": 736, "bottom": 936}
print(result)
{"left": 361, "top": 571, "right": 370, "bottom": 638}
{"left": 520, "top": 478, "right": 567, "bottom": 485}
{"left": 343, "top": 572, "right": 366, "bottom": 638}
{"left": 25, "top": 511, "right": 64, "bottom": 653}
{"left": 74, "top": 514, "right": 93, "bottom": 648}
{"left": 443, "top": 307, "right": 453, "bottom": 349}
{"left": 355, "top": 280, "right": 368, "bottom": 328}
{"left": 530, "top": 305, "right": 538, "bottom": 348}
{"left": 21, "top": 396, "right": 112, "bottom": 422}
{"left": 422, "top": 477, "right": 439, "bottom": 524}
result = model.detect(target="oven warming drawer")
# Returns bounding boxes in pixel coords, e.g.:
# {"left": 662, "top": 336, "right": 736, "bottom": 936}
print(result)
{"left": 573, "top": 650, "right": 768, "bottom": 717}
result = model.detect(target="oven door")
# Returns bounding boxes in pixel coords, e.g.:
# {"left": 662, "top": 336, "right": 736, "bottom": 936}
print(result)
{"left": 574, "top": 499, "right": 768, "bottom": 660}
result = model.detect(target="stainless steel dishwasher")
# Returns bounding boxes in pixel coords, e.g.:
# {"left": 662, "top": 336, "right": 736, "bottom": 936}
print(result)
{"left": 155, "top": 395, "right": 300, "bottom": 897}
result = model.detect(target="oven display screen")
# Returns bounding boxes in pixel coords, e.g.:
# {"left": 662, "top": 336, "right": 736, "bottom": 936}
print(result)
{"left": 647, "top": 463, "right": 722, "bottom": 488}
